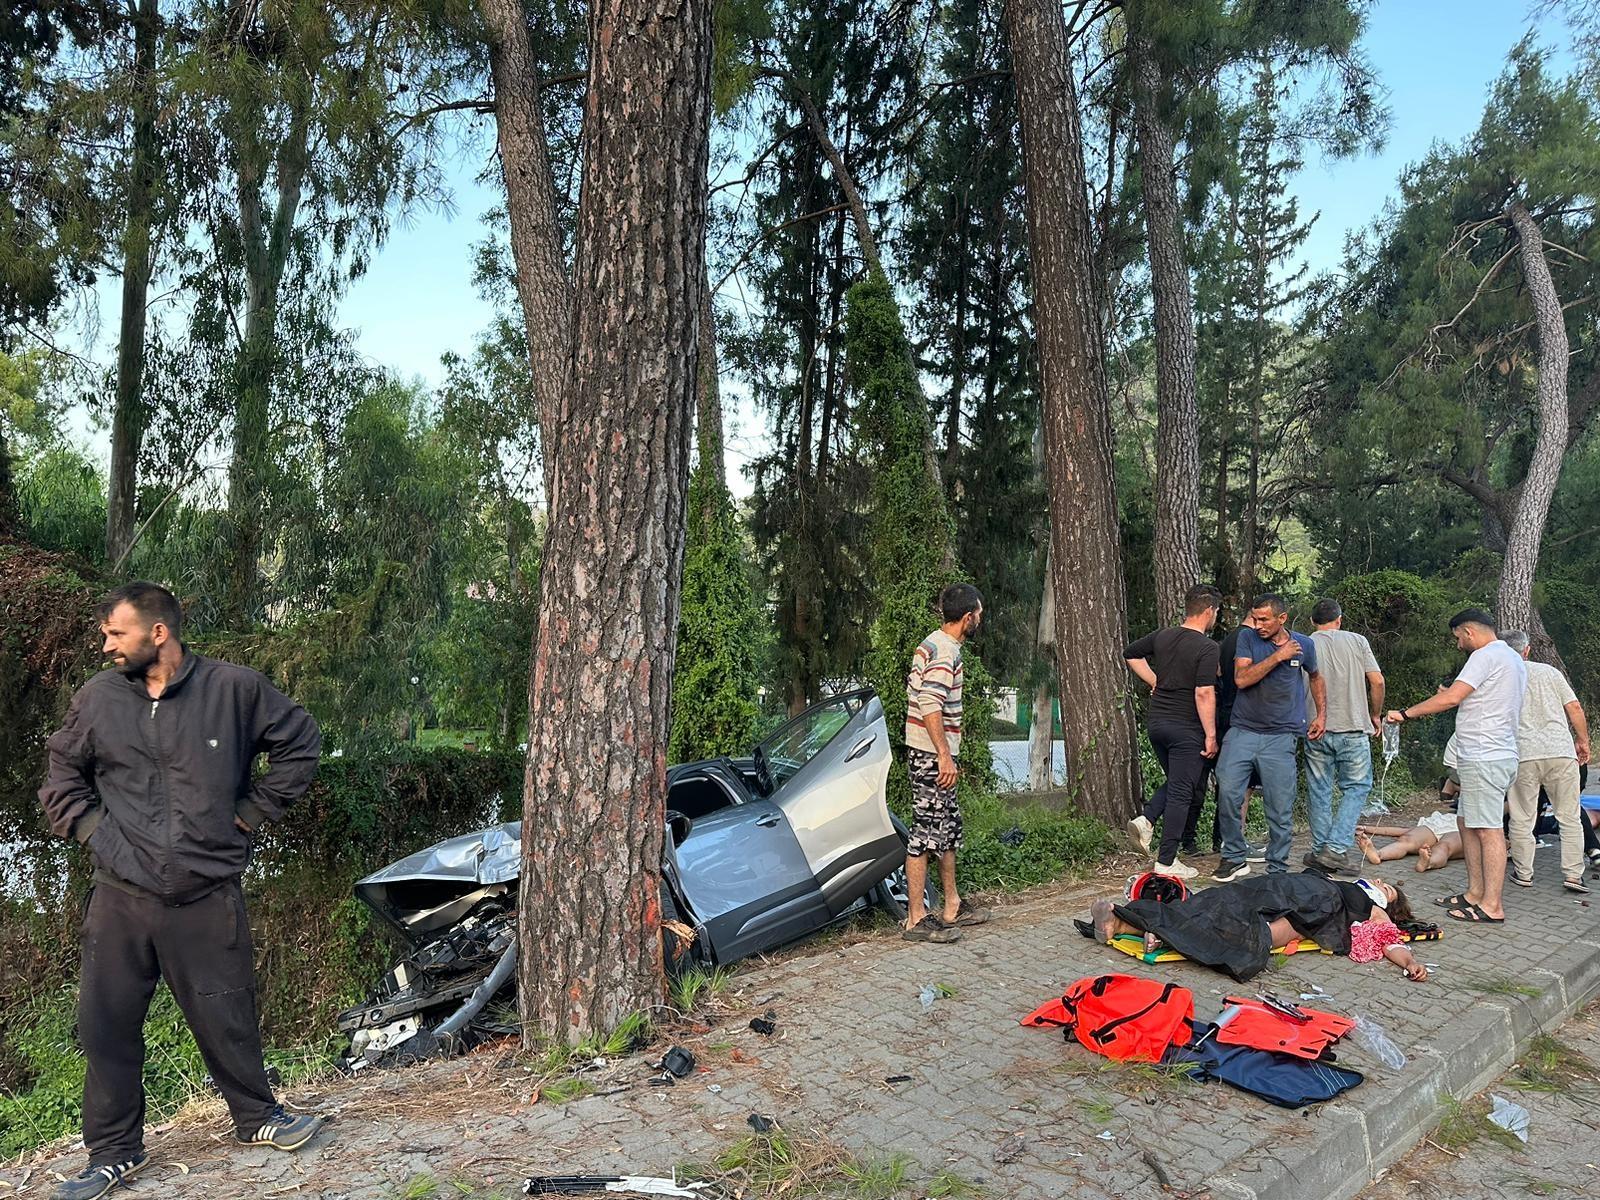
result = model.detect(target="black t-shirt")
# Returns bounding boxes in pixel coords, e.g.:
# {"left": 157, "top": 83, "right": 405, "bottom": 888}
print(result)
{"left": 1123, "top": 627, "right": 1221, "bottom": 729}
{"left": 1217, "top": 627, "right": 1243, "bottom": 723}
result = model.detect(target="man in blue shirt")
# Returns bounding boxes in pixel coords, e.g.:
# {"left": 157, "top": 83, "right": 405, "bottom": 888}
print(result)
{"left": 1213, "top": 594, "right": 1327, "bottom": 880}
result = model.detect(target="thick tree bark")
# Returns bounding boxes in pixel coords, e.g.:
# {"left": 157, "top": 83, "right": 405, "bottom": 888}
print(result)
{"left": 222, "top": 101, "right": 309, "bottom": 628}
{"left": 1004, "top": 0, "right": 1141, "bottom": 824}
{"left": 1131, "top": 40, "right": 1201, "bottom": 622}
{"left": 478, "top": 0, "right": 574, "bottom": 477}
{"left": 1497, "top": 201, "right": 1569, "bottom": 650}
{"left": 515, "top": 0, "right": 712, "bottom": 1041}
{"left": 106, "top": 0, "right": 160, "bottom": 570}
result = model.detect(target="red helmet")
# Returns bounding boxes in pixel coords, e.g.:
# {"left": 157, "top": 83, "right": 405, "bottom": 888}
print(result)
{"left": 1125, "top": 871, "right": 1190, "bottom": 904}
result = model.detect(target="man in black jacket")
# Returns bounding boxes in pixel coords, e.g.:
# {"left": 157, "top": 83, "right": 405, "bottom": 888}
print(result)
{"left": 39, "top": 582, "right": 326, "bottom": 1200}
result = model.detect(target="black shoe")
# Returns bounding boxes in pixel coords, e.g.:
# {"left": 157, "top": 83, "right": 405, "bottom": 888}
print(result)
{"left": 902, "top": 914, "right": 961, "bottom": 943}
{"left": 53, "top": 1153, "right": 148, "bottom": 1200}
{"left": 1307, "top": 848, "right": 1349, "bottom": 874}
{"left": 1179, "top": 841, "right": 1200, "bottom": 857}
{"left": 1213, "top": 859, "right": 1251, "bottom": 882}
{"left": 237, "top": 1106, "right": 324, "bottom": 1151}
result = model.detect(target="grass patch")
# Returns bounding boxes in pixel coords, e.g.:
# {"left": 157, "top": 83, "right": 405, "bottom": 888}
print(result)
{"left": 1512, "top": 1034, "right": 1600, "bottom": 1094}
{"left": 957, "top": 793, "right": 1115, "bottom": 892}
{"left": 669, "top": 965, "right": 737, "bottom": 1014}
{"left": 1432, "top": 1096, "right": 1524, "bottom": 1151}
{"left": 925, "top": 1168, "right": 987, "bottom": 1199}
{"left": 689, "top": 1128, "right": 920, "bottom": 1198}
{"left": 394, "top": 1174, "right": 440, "bottom": 1200}
{"left": 539, "top": 1076, "right": 594, "bottom": 1105}
{"left": 1078, "top": 1096, "right": 1116, "bottom": 1122}
{"left": 1465, "top": 977, "right": 1544, "bottom": 999}
{"left": 839, "top": 1152, "right": 915, "bottom": 1199}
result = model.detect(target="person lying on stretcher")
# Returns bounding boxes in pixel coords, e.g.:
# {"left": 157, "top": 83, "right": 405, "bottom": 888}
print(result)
{"left": 1089, "top": 872, "right": 1430, "bottom": 983}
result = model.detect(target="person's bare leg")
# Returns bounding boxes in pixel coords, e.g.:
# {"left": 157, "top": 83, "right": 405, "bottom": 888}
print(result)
{"left": 1267, "top": 917, "right": 1299, "bottom": 948}
{"left": 905, "top": 853, "right": 930, "bottom": 928}
{"left": 1476, "top": 827, "right": 1507, "bottom": 918}
{"left": 1459, "top": 825, "right": 1485, "bottom": 906}
{"left": 938, "top": 851, "right": 960, "bottom": 923}
{"left": 1424, "top": 833, "right": 1462, "bottom": 869}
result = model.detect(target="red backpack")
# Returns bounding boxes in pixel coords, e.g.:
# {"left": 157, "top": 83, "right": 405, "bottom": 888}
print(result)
{"left": 1022, "top": 974, "right": 1194, "bottom": 1063}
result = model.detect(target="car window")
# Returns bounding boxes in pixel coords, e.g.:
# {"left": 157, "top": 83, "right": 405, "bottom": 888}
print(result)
{"left": 755, "top": 694, "right": 863, "bottom": 793}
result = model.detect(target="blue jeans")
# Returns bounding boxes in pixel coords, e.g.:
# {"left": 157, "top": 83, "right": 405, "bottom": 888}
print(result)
{"left": 1217, "top": 729, "right": 1300, "bottom": 872}
{"left": 1304, "top": 731, "right": 1373, "bottom": 855}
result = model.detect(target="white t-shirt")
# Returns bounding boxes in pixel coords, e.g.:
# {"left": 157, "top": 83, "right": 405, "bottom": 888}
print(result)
{"left": 1516, "top": 660, "right": 1578, "bottom": 762}
{"left": 1453, "top": 639, "right": 1527, "bottom": 762}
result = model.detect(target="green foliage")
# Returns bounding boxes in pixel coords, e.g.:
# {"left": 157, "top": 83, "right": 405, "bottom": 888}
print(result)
{"left": 956, "top": 794, "right": 1115, "bottom": 893}
{"left": 1326, "top": 569, "right": 1466, "bottom": 770}
{"left": 671, "top": 464, "right": 767, "bottom": 763}
{"left": 16, "top": 446, "right": 105, "bottom": 561}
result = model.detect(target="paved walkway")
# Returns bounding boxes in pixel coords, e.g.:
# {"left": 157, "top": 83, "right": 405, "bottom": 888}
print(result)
{"left": 5, "top": 806, "right": 1599, "bottom": 1200}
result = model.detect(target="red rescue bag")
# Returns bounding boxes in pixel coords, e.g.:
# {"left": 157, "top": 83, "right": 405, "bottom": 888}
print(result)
{"left": 1024, "top": 974, "right": 1194, "bottom": 1063}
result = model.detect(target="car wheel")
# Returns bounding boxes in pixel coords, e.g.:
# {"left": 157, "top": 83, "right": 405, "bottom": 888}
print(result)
{"left": 872, "top": 814, "right": 936, "bottom": 921}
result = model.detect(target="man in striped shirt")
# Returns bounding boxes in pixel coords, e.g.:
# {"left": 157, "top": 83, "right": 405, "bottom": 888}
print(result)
{"left": 902, "top": 583, "right": 991, "bottom": 942}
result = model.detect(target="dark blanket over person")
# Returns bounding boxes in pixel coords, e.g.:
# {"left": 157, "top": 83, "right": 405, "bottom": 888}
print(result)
{"left": 1113, "top": 873, "right": 1379, "bottom": 982}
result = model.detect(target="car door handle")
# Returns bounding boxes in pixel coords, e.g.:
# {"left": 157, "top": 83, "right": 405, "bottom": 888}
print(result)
{"left": 845, "top": 734, "right": 876, "bottom": 762}
{"left": 754, "top": 813, "right": 782, "bottom": 827}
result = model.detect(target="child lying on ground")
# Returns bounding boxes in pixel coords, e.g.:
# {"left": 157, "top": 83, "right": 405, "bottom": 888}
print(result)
{"left": 1356, "top": 813, "right": 1461, "bottom": 872}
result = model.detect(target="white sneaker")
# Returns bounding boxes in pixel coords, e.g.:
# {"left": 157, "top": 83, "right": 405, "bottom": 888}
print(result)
{"left": 1128, "top": 815, "right": 1154, "bottom": 854}
{"left": 1154, "top": 857, "right": 1199, "bottom": 880}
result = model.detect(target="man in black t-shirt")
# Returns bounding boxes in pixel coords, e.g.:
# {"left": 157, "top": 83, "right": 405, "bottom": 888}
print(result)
{"left": 1123, "top": 584, "right": 1223, "bottom": 877}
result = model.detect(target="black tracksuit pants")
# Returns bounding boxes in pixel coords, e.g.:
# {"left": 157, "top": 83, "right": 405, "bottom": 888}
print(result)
{"left": 78, "top": 880, "right": 278, "bottom": 1165}
{"left": 1143, "top": 719, "right": 1209, "bottom": 864}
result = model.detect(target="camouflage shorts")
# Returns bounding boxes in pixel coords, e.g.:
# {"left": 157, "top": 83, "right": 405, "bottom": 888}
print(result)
{"left": 907, "top": 749, "right": 963, "bottom": 855}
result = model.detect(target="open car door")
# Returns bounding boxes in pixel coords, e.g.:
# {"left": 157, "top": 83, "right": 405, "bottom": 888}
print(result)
{"left": 755, "top": 690, "right": 899, "bottom": 915}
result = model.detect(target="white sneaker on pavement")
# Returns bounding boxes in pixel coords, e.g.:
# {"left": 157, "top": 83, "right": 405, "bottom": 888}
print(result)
{"left": 1153, "top": 857, "right": 1199, "bottom": 880}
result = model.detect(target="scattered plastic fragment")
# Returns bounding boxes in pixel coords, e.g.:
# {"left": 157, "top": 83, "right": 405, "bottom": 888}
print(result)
{"left": 919, "top": 985, "right": 938, "bottom": 1013}
{"left": 522, "top": 1176, "right": 705, "bottom": 1196}
{"left": 747, "top": 1113, "right": 778, "bottom": 1133}
{"left": 656, "top": 1046, "right": 696, "bottom": 1078}
{"left": 997, "top": 826, "right": 1026, "bottom": 847}
{"left": 1350, "top": 1014, "right": 1406, "bottom": 1069}
{"left": 749, "top": 1013, "right": 777, "bottom": 1036}
{"left": 1096, "top": 1131, "right": 1116, "bottom": 1141}
{"left": 1488, "top": 1094, "right": 1530, "bottom": 1143}
{"left": 706, "top": 1084, "right": 722, "bottom": 1094}
{"left": 884, "top": 1074, "right": 913, "bottom": 1085}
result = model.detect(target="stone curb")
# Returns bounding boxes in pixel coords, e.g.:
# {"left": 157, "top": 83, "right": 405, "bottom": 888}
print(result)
{"left": 1217, "top": 933, "right": 1600, "bottom": 1200}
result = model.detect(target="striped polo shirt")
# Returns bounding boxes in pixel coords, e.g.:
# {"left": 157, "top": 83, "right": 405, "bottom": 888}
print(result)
{"left": 905, "top": 629, "right": 964, "bottom": 756}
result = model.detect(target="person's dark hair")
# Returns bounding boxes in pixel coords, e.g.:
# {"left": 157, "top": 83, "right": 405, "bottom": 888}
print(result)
{"left": 1184, "top": 584, "right": 1222, "bottom": 618}
{"left": 96, "top": 581, "right": 183, "bottom": 639}
{"left": 1448, "top": 607, "right": 1497, "bottom": 635}
{"left": 1250, "top": 593, "right": 1288, "bottom": 616}
{"left": 1311, "top": 598, "right": 1342, "bottom": 625}
{"left": 1387, "top": 886, "right": 1415, "bottom": 926}
{"left": 940, "top": 582, "right": 983, "bottom": 624}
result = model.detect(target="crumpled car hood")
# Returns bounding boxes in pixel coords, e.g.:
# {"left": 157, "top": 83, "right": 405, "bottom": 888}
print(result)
{"left": 354, "top": 821, "right": 523, "bottom": 945}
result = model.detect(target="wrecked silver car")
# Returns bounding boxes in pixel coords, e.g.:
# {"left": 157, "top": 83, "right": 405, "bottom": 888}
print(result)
{"left": 338, "top": 690, "right": 916, "bottom": 1066}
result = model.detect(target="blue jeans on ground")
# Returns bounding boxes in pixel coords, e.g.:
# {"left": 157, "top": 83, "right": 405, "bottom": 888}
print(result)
{"left": 1217, "top": 729, "right": 1300, "bottom": 872}
{"left": 1304, "top": 731, "right": 1373, "bottom": 856}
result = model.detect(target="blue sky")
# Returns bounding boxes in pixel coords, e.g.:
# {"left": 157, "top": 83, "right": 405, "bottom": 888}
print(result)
{"left": 337, "top": 1, "right": 1573, "bottom": 394}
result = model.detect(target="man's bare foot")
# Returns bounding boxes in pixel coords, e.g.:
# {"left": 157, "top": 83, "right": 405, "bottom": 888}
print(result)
{"left": 1355, "top": 830, "right": 1382, "bottom": 866}
{"left": 1143, "top": 932, "right": 1162, "bottom": 954}
{"left": 1414, "top": 845, "right": 1432, "bottom": 872}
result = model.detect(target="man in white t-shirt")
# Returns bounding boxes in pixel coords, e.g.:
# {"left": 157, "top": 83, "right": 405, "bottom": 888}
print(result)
{"left": 1502, "top": 630, "right": 1591, "bottom": 894}
{"left": 1385, "top": 608, "right": 1526, "bottom": 923}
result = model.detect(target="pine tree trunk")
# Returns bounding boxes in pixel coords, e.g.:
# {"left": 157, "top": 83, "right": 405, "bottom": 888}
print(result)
{"left": 1004, "top": 0, "right": 1141, "bottom": 824}
{"left": 1027, "top": 548, "right": 1056, "bottom": 792}
{"left": 696, "top": 276, "right": 725, "bottom": 493}
{"left": 479, "top": 0, "right": 573, "bottom": 475}
{"left": 105, "top": 0, "right": 160, "bottom": 570}
{"left": 516, "top": 0, "right": 711, "bottom": 1041}
{"left": 1498, "top": 201, "right": 1569, "bottom": 648}
{"left": 1131, "top": 42, "right": 1201, "bottom": 623}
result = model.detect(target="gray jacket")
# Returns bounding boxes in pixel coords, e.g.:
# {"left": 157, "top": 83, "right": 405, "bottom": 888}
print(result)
{"left": 39, "top": 652, "right": 321, "bottom": 903}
